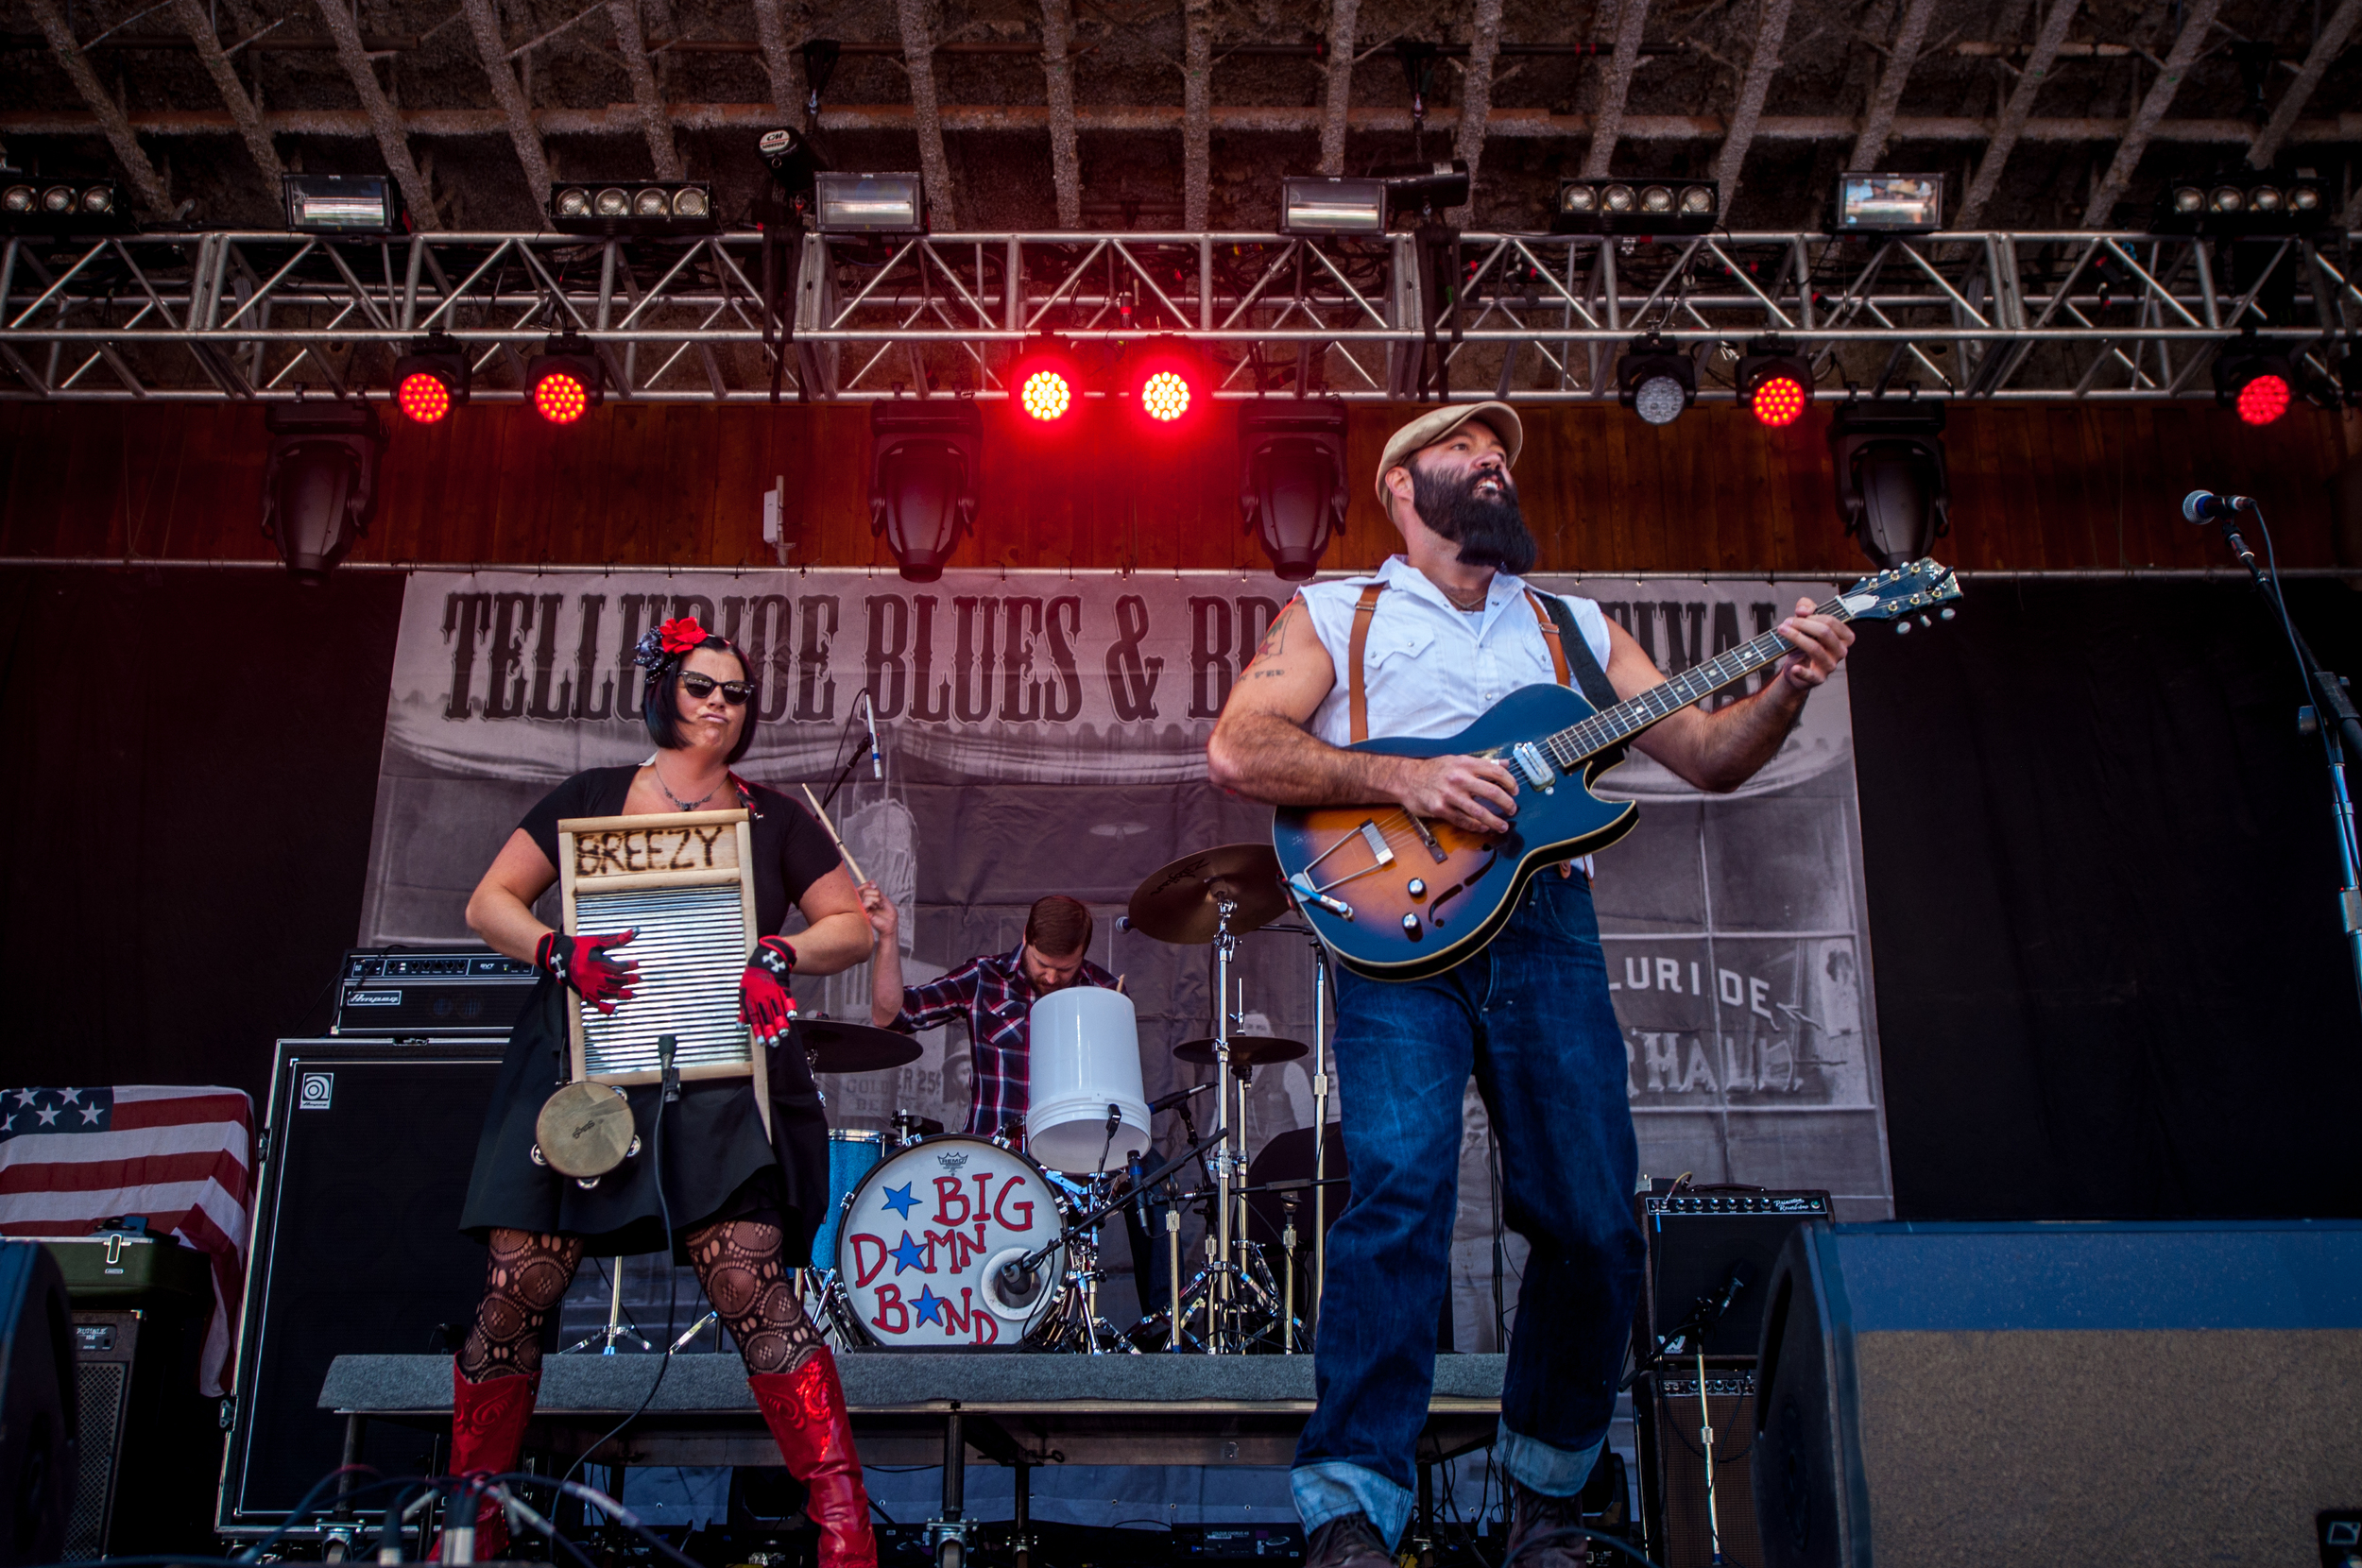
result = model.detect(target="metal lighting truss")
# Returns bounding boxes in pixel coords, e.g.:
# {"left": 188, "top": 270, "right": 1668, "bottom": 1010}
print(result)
{"left": 3, "top": 226, "right": 2359, "bottom": 404}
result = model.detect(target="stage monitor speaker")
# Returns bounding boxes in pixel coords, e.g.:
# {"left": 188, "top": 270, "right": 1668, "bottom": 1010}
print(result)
{"left": 217, "top": 1040, "right": 505, "bottom": 1537}
{"left": 1637, "top": 1365, "right": 1759, "bottom": 1568}
{"left": 64, "top": 1312, "right": 136, "bottom": 1559}
{"left": 0, "top": 1240, "right": 76, "bottom": 1568}
{"left": 1753, "top": 1220, "right": 2362, "bottom": 1568}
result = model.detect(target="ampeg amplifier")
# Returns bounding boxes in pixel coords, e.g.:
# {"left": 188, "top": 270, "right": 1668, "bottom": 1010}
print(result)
{"left": 1639, "top": 1185, "right": 1831, "bottom": 1358}
{"left": 332, "top": 948, "right": 538, "bottom": 1039}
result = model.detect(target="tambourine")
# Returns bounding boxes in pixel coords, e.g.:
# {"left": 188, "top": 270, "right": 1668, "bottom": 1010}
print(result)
{"left": 531, "top": 1081, "right": 641, "bottom": 1186}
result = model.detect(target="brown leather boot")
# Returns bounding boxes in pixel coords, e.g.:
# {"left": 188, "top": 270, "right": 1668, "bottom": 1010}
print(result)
{"left": 434, "top": 1366, "right": 540, "bottom": 1560}
{"left": 1302, "top": 1512, "right": 1395, "bottom": 1568}
{"left": 749, "top": 1350, "right": 878, "bottom": 1568}
{"left": 1503, "top": 1480, "right": 1591, "bottom": 1567}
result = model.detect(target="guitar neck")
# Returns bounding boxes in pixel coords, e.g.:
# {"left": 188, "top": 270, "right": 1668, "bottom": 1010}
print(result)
{"left": 1551, "top": 591, "right": 1853, "bottom": 763}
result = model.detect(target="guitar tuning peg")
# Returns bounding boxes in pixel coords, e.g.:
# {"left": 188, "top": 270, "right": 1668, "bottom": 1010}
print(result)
{"left": 1918, "top": 614, "right": 1932, "bottom": 628}
{"left": 1895, "top": 619, "right": 1914, "bottom": 635}
{"left": 1940, "top": 607, "right": 1955, "bottom": 621}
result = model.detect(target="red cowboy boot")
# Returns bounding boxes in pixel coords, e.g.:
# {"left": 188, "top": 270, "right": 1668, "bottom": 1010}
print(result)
{"left": 749, "top": 1350, "right": 878, "bottom": 1568}
{"left": 434, "top": 1366, "right": 540, "bottom": 1560}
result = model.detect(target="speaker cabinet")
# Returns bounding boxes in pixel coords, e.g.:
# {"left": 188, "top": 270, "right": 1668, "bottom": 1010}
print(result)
{"left": 217, "top": 1041, "right": 505, "bottom": 1536}
{"left": 1637, "top": 1366, "right": 1760, "bottom": 1568}
{"left": 0, "top": 1241, "right": 75, "bottom": 1568}
{"left": 64, "top": 1313, "right": 135, "bottom": 1559}
{"left": 1753, "top": 1221, "right": 2362, "bottom": 1568}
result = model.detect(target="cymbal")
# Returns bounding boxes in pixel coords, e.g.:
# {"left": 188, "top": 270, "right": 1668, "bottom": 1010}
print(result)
{"left": 794, "top": 1018, "right": 923, "bottom": 1074}
{"left": 1173, "top": 1035, "right": 1309, "bottom": 1068}
{"left": 1126, "top": 843, "right": 1290, "bottom": 944}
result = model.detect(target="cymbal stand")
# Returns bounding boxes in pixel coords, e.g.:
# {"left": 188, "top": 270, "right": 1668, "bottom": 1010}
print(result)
{"left": 1208, "top": 890, "right": 1240, "bottom": 1353}
{"left": 1308, "top": 930, "right": 1329, "bottom": 1338}
{"left": 562, "top": 1256, "right": 655, "bottom": 1355}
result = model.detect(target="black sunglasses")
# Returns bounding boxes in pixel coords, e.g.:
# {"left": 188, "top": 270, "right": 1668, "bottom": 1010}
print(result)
{"left": 680, "top": 672, "right": 757, "bottom": 705}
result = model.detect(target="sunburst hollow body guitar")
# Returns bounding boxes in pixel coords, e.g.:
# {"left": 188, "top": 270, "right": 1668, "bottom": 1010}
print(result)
{"left": 1271, "top": 559, "right": 1961, "bottom": 981}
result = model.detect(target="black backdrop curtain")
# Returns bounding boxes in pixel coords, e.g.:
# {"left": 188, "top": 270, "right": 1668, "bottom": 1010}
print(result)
{"left": 1851, "top": 578, "right": 2362, "bottom": 1219}
{"left": 0, "top": 568, "right": 403, "bottom": 1106}
{"left": 3, "top": 566, "right": 2356, "bottom": 1219}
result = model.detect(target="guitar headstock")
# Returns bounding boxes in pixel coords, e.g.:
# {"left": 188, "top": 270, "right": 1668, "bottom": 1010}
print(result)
{"left": 1836, "top": 558, "right": 1961, "bottom": 631}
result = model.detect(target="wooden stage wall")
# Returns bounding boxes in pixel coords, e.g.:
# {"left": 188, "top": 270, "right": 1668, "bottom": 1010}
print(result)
{"left": 2, "top": 400, "right": 2355, "bottom": 574}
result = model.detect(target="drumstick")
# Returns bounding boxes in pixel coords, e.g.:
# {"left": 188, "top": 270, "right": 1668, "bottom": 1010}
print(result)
{"left": 1116, "top": 975, "right": 1127, "bottom": 996}
{"left": 797, "top": 784, "right": 869, "bottom": 883}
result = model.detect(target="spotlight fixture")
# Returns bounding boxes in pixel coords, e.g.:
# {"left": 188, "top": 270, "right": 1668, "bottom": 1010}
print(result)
{"left": 2213, "top": 334, "right": 2295, "bottom": 426}
{"left": 526, "top": 334, "right": 603, "bottom": 425}
{"left": 757, "top": 126, "right": 827, "bottom": 206}
{"left": 549, "top": 181, "right": 715, "bottom": 236}
{"left": 814, "top": 172, "right": 925, "bottom": 234}
{"left": 1555, "top": 178, "right": 1717, "bottom": 235}
{"left": 1617, "top": 333, "right": 1696, "bottom": 427}
{"left": 1123, "top": 338, "right": 1206, "bottom": 428}
{"left": 2158, "top": 168, "right": 2328, "bottom": 234}
{"left": 1239, "top": 398, "right": 1349, "bottom": 581}
{"left": 1280, "top": 176, "right": 1388, "bottom": 235}
{"left": 1005, "top": 335, "right": 1084, "bottom": 425}
{"left": 283, "top": 174, "right": 403, "bottom": 235}
{"left": 0, "top": 179, "right": 131, "bottom": 234}
{"left": 1737, "top": 336, "right": 1813, "bottom": 429}
{"left": 390, "top": 333, "right": 470, "bottom": 425}
{"left": 869, "top": 399, "right": 982, "bottom": 582}
{"left": 1829, "top": 399, "right": 1949, "bottom": 568}
{"left": 1833, "top": 173, "right": 1944, "bottom": 233}
{"left": 262, "top": 400, "right": 384, "bottom": 582}
{"left": 1378, "top": 160, "right": 1471, "bottom": 220}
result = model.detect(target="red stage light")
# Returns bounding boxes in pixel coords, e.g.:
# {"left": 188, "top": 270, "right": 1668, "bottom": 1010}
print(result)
{"left": 1019, "top": 367, "right": 1073, "bottom": 421}
{"left": 2233, "top": 371, "right": 2290, "bottom": 425}
{"left": 396, "top": 369, "right": 452, "bottom": 424}
{"left": 1140, "top": 368, "right": 1192, "bottom": 422}
{"left": 533, "top": 370, "right": 590, "bottom": 424}
{"left": 1748, "top": 372, "right": 1808, "bottom": 428}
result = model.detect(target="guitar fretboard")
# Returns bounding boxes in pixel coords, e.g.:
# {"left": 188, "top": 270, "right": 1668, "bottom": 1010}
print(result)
{"left": 1545, "top": 591, "right": 1853, "bottom": 766}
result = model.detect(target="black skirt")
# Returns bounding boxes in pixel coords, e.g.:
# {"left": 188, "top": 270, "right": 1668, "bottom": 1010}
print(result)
{"left": 457, "top": 977, "right": 832, "bottom": 1265}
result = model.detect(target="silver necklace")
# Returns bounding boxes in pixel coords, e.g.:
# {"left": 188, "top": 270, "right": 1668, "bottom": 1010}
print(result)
{"left": 651, "top": 760, "right": 722, "bottom": 811}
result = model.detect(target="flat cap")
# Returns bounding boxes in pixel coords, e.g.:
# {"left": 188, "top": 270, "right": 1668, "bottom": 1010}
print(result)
{"left": 1374, "top": 401, "right": 1524, "bottom": 503}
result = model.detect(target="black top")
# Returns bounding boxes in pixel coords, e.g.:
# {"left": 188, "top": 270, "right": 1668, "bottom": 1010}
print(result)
{"left": 518, "top": 764, "right": 842, "bottom": 936}
{"left": 456, "top": 764, "right": 846, "bottom": 1261}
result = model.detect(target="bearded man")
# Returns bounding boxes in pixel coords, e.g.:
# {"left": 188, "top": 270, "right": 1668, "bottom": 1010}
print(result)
{"left": 1206, "top": 403, "right": 1855, "bottom": 1568}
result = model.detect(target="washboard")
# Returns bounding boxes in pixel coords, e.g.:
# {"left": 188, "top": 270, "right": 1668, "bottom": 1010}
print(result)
{"left": 557, "top": 808, "right": 772, "bottom": 1132}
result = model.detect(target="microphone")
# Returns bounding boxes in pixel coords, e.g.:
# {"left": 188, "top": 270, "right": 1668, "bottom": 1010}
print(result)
{"left": 2182, "top": 489, "right": 2252, "bottom": 524}
{"left": 1149, "top": 1082, "right": 1211, "bottom": 1115}
{"left": 860, "top": 690, "right": 882, "bottom": 779}
{"left": 1128, "top": 1152, "right": 1154, "bottom": 1233}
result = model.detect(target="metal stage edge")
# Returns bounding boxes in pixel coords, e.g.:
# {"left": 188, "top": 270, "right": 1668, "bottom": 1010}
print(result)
{"left": 321, "top": 1351, "right": 1506, "bottom": 1474}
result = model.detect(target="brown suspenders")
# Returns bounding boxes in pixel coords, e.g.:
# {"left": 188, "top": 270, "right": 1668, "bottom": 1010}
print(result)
{"left": 1344, "top": 580, "right": 1572, "bottom": 744}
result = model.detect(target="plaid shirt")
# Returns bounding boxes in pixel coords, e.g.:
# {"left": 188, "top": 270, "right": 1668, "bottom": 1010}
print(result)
{"left": 887, "top": 944, "right": 1119, "bottom": 1141}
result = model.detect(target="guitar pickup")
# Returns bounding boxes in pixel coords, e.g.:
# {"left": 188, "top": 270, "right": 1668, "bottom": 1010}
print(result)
{"left": 1512, "top": 741, "right": 1556, "bottom": 793}
{"left": 1357, "top": 821, "right": 1395, "bottom": 867}
{"left": 1289, "top": 876, "right": 1355, "bottom": 921}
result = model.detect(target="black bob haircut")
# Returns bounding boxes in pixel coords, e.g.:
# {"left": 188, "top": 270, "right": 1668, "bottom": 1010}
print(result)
{"left": 642, "top": 635, "right": 758, "bottom": 765}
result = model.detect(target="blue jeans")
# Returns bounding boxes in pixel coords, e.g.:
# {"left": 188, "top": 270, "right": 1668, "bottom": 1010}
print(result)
{"left": 1292, "top": 871, "right": 1644, "bottom": 1547}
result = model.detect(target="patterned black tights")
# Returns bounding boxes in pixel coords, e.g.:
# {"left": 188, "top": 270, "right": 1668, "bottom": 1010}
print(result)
{"left": 459, "top": 1229, "right": 584, "bottom": 1382}
{"left": 684, "top": 1217, "right": 823, "bottom": 1375}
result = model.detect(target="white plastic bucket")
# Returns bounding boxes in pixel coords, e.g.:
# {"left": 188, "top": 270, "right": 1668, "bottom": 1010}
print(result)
{"left": 1025, "top": 987, "right": 1151, "bottom": 1172}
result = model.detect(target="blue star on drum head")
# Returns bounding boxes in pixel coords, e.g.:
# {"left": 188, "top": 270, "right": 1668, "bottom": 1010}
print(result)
{"left": 913, "top": 1285, "right": 947, "bottom": 1326}
{"left": 889, "top": 1233, "right": 928, "bottom": 1274}
{"left": 881, "top": 1182, "right": 918, "bottom": 1219}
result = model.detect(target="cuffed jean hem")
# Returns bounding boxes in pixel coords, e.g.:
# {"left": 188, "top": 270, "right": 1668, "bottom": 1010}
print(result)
{"left": 1496, "top": 1421, "right": 1606, "bottom": 1499}
{"left": 1291, "top": 1460, "right": 1412, "bottom": 1549}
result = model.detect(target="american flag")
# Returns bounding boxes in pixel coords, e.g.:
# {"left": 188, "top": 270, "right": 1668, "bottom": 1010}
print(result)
{"left": 0, "top": 1085, "right": 253, "bottom": 1396}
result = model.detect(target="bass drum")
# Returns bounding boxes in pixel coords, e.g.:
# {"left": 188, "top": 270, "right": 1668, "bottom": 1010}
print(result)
{"left": 834, "top": 1134, "right": 1069, "bottom": 1349}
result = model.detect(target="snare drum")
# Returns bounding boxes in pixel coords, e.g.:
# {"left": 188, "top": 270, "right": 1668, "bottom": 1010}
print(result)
{"left": 833, "top": 1134, "right": 1068, "bottom": 1348}
{"left": 810, "top": 1130, "right": 883, "bottom": 1273}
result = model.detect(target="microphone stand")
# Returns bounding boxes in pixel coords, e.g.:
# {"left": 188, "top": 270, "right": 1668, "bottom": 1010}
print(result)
{"left": 2199, "top": 504, "right": 2362, "bottom": 1016}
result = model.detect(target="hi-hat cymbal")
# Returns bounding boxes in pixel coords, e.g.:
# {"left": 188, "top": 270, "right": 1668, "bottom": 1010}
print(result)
{"left": 1173, "top": 1035, "right": 1309, "bottom": 1068}
{"left": 795, "top": 1018, "right": 923, "bottom": 1074}
{"left": 1126, "top": 844, "right": 1289, "bottom": 944}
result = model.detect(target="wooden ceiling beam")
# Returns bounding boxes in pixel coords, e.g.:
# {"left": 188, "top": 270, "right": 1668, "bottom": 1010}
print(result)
{"left": 23, "top": 0, "right": 174, "bottom": 217}
{"left": 1709, "top": 0, "right": 1800, "bottom": 216}
{"left": 309, "top": 0, "right": 441, "bottom": 229}
{"left": 2079, "top": 0, "right": 2226, "bottom": 227}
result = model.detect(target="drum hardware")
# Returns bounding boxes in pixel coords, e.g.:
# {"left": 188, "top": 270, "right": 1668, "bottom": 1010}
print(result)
{"left": 559, "top": 1256, "right": 657, "bottom": 1356}
{"left": 1121, "top": 844, "right": 1289, "bottom": 945}
{"left": 1171, "top": 1035, "right": 1308, "bottom": 1067}
{"left": 793, "top": 1018, "right": 924, "bottom": 1077}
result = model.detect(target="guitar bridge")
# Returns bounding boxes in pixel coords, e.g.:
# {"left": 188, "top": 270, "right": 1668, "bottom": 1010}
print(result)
{"left": 1406, "top": 814, "right": 1447, "bottom": 863}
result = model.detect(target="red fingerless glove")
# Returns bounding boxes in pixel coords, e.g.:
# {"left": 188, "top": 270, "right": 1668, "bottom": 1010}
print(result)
{"left": 537, "top": 929, "right": 640, "bottom": 1014}
{"left": 741, "top": 936, "right": 797, "bottom": 1047}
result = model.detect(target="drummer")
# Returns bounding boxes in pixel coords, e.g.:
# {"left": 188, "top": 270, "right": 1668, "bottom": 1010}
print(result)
{"left": 856, "top": 891, "right": 1117, "bottom": 1147}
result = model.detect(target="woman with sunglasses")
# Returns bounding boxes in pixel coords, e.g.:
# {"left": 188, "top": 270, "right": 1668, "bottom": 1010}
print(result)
{"left": 447, "top": 616, "right": 880, "bottom": 1567}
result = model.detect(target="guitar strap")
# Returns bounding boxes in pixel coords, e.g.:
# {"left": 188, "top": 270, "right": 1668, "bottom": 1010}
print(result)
{"left": 1345, "top": 582, "right": 1619, "bottom": 752}
{"left": 1347, "top": 584, "right": 1384, "bottom": 743}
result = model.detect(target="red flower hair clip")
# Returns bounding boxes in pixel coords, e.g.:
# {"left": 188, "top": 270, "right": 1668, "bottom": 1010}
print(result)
{"left": 658, "top": 617, "right": 709, "bottom": 655}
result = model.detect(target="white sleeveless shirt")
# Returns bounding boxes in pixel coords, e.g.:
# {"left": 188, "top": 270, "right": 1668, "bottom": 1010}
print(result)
{"left": 1296, "top": 555, "right": 1614, "bottom": 748}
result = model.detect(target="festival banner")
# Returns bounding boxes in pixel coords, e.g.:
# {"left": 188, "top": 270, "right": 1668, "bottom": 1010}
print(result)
{"left": 366, "top": 569, "right": 1892, "bottom": 1341}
